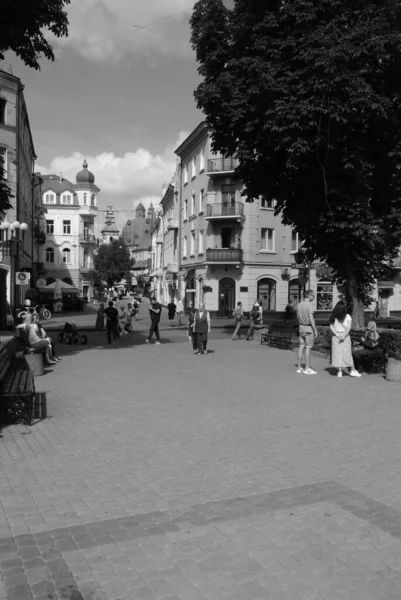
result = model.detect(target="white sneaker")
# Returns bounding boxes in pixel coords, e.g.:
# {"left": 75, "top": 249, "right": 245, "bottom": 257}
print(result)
{"left": 155, "top": 341, "right": 161, "bottom": 345}
{"left": 304, "top": 368, "right": 317, "bottom": 375}
{"left": 350, "top": 370, "right": 362, "bottom": 377}
{"left": 296, "top": 367, "right": 304, "bottom": 374}
{"left": 337, "top": 370, "right": 343, "bottom": 378}
{"left": 145, "top": 339, "right": 149, "bottom": 344}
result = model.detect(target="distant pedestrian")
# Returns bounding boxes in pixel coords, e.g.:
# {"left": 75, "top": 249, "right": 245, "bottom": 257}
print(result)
{"left": 176, "top": 298, "right": 184, "bottom": 326}
{"left": 95, "top": 302, "right": 105, "bottom": 334}
{"left": 132, "top": 297, "right": 140, "bottom": 320}
{"left": 187, "top": 308, "right": 197, "bottom": 352}
{"left": 126, "top": 303, "right": 133, "bottom": 334}
{"left": 232, "top": 301, "right": 243, "bottom": 340}
{"left": 246, "top": 300, "right": 263, "bottom": 341}
{"left": 296, "top": 290, "right": 318, "bottom": 375}
{"left": 146, "top": 297, "right": 162, "bottom": 344}
{"left": 119, "top": 305, "right": 128, "bottom": 335}
{"left": 167, "top": 301, "right": 176, "bottom": 326}
{"left": 330, "top": 301, "right": 361, "bottom": 378}
{"left": 104, "top": 301, "right": 119, "bottom": 345}
{"left": 193, "top": 302, "right": 211, "bottom": 355}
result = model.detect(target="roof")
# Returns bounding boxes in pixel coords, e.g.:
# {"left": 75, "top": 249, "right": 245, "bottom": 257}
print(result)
{"left": 175, "top": 121, "right": 209, "bottom": 158}
{"left": 41, "top": 175, "right": 75, "bottom": 194}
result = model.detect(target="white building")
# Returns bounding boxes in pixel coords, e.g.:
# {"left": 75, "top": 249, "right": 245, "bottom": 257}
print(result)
{"left": 40, "top": 161, "right": 100, "bottom": 299}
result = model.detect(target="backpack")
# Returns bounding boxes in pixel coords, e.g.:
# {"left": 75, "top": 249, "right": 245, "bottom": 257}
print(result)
{"left": 133, "top": 301, "right": 139, "bottom": 309}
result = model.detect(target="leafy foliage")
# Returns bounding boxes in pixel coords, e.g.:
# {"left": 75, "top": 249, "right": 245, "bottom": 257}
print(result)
{"left": 0, "top": 0, "right": 70, "bottom": 70}
{"left": 191, "top": 0, "right": 401, "bottom": 327}
{"left": 0, "top": 164, "right": 13, "bottom": 212}
{"left": 94, "top": 239, "right": 134, "bottom": 288}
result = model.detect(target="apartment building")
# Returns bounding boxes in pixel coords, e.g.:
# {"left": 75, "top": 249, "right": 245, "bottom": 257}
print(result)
{"left": 40, "top": 161, "right": 100, "bottom": 299}
{"left": 175, "top": 122, "right": 348, "bottom": 318}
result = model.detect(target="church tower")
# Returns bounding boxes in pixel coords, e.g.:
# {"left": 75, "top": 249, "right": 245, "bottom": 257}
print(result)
{"left": 101, "top": 204, "right": 120, "bottom": 244}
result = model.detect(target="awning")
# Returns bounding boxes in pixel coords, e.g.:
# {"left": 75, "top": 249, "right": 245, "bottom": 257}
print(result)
{"left": 378, "top": 281, "right": 395, "bottom": 289}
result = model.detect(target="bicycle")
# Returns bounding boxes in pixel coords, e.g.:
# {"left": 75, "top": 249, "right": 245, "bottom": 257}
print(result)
{"left": 18, "top": 304, "right": 52, "bottom": 321}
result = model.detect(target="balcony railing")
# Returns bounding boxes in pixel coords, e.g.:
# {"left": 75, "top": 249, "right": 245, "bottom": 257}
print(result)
{"left": 206, "top": 248, "right": 243, "bottom": 263}
{"left": 79, "top": 234, "right": 97, "bottom": 244}
{"left": 206, "top": 157, "right": 239, "bottom": 174}
{"left": 205, "top": 203, "right": 244, "bottom": 219}
{"left": 167, "top": 217, "right": 179, "bottom": 230}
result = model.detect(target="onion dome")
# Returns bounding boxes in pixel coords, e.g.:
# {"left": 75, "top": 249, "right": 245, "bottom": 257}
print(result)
{"left": 76, "top": 159, "right": 95, "bottom": 184}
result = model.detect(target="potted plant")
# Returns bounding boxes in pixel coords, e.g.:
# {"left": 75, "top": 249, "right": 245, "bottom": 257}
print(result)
{"left": 382, "top": 330, "right": 401, "bottom": 382}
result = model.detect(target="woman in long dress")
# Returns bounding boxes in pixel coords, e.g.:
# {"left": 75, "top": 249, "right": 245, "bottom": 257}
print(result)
{"left": 95, "top": 302, "right": 105, "bottom": 333}
{"left": 330, "top": 301, "right": 362, "bottom": 378}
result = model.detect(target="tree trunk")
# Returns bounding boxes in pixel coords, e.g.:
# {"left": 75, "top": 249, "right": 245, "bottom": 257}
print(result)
{"left": 347, "top": 273, "right": 365, "bottom": 330}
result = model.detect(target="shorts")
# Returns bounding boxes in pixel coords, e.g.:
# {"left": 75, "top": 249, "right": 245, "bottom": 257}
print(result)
{"left": 299, "top": 328, "right": 314, "bottom": 348}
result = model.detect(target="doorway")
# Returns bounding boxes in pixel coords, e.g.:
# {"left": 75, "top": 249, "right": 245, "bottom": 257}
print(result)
{"left": 257, "top": 278, "right": 276, "bottom": 311}
{"left": 221, "top": 227, "right": 235, "bottom": 249}
{"left": 219, "top": 277, "right": 235, "bottom": 317}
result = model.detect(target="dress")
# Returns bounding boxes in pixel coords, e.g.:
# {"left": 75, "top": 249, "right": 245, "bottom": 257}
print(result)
{"left": 331, "top": 315, "right": 355, "bottom": 368}
{"left": 95, "top": 308, "right": 105, "bottom": 330}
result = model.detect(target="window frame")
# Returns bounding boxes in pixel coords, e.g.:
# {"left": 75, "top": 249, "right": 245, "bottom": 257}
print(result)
{"left": 45, "top": 247, "right": 54, "bottom": 263}
{"left": 183, "top": 236, "right": 188, "bottom": 257}
{"left": 260, "top": 228, "right": 275, "bottom": 252}
{"left": 0, "top": 147, "right": 7, "bottom": 179}
{"left": 63, "top": 220, "right": 71, "bottom": 235}
{"left": 290, "top": 230, "right": 299, "bottom": 253}
{"left": 200, "top": 148, "right": 205, "bottom": 172}
{"left": 62, "top": 247, "right": 71, "bottom": 264}
{"left": 62, "top": 193, "right": 72, "bottom": 205}
{"left": 198, "top": 230, "right": 204, "bottom": 255}
{"left": 191, "top": 192, "right": 196, "bottom": 216}
{"left": 183, "top": 199, "right": 188, "bottom": 221}
{"left": 199, "top": 189, "right": 204, "bottom": 214}
{"left": 83, "top": 193, "right": 87, "bottom": 205}
{"left": 46, "top": 220, "right": 54, "bottom": 235}
{"left": 190, "top": 230, "right": 196, "bottom": 256}
{"left": 191, "top": 156, "right": 196, "bottom": 179}
{"left": 316, "top": 280, "right": 334, "bottom": 311}
{"left": 44, "top": 193, "right": 56, "bottom": 204}
{"left": 0, "top": 98, "right": 6, "bottom": 125}
{"left": 261, "top": 197, "right": 276, "bottom": 210}
{"left": 184, "top": 164, "right": 189, "bottom": 185}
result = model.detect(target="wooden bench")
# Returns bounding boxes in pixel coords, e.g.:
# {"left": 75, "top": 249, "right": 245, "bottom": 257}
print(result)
{"left": 261, "top": 323, "right": 296, "bottom": 350}
{"left": 0, "top": 343, "right": 40, "bottom": 426}
{"left": 350, "top": 330, "right": 386, "bottom": 374}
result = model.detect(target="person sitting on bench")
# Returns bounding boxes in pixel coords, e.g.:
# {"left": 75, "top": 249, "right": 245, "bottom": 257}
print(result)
{"left": 353, "top": 320, "right": 380, "bottom": 372}
{"left": 25, "top": 314, "right": 59, "bottom": 365}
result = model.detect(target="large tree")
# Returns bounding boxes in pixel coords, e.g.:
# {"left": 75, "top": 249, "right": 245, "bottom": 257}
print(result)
{"left": 94, "top": 239, "right": 134, "bottom": 288}
{"left": 0, "top": 164, "right": 13, "bottom": 212}
{"left": 191, "top": 0, "right": 401, "bottom": 327}
{"left": 0, "top": 0, "right": 70, "bottom": 70}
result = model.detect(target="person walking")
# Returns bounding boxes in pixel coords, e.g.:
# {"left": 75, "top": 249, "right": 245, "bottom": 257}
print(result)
{"left": 176, "top": 298, "right": 184, "bottom": 326}
{"left": 146, "top": 297, "right": 162, "bottom": 344}
{"left": 132, "top": 296, "right": 140, "bottom": 320}
{"left": 246, "top": 300, "right": 263, "bottom": 341}
{"left": 119, "top": 305, "right": 128, "bottom": 336}
{"left": 126, "top": 303, "right": 133, "bottom": 334}
{"left": 167, "top": 301, "right": 177, "bottom": 326}
{"left": 330, "top": 301, "right": 361, "bottom": 378}
{"left": 296, "top": 290, "right": 318, "bottom": 375}
{"left": 104, "top": 301, "right": 119, "bottom": 345}
{"left": 193, "top": 302, "right": 211, "bottom": 355}
{"left": 95, "top": 302, "right": 105, "bottom": 334}
{"left": 187, "top": 308, "right": 197, "bottom": 352}
{"left": 232, "top": 301, "right": 244, "bottom": 340}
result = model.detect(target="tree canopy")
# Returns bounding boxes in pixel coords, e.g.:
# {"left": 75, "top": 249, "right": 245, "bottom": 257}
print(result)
{"left": 0, "top": 164, "right": 13, "bottom": 213}
{"left": 0, "top": 0, "right": 70, "bottom": 70}
{"left": 94, "top": 239, "right": 134, "bottom": 288}
{"left": 191, "top": 0, "right": 401, "bottom": 326}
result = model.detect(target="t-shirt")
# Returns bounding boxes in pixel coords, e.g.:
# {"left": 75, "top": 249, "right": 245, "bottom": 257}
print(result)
{"left": 297, "top": 300, "right": 314, "bottom": 327}
{"left": 149, "top": 303, "right": 162, "bottom": 322}
{"left": 105, "top": 307, "right": 119, "bottom": 325}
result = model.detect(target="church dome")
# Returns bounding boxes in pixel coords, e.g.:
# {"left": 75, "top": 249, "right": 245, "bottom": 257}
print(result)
{"left": 76, "top": 160, "right": 95, "bottom": 184}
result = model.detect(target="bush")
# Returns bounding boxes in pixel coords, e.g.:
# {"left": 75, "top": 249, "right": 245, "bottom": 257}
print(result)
{"left": 378, "top": 329, "right": 401, "bottom": 360}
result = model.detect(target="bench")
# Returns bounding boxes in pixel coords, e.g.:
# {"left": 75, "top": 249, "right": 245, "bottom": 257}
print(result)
{"left": 0, "top": 343, "right": 40, "bottom": 426}
{"left": 261, "top": 323, "right": 296, "bottom": 350}
{"left": 350, "top": 330, "right": 386, "bottom": 375}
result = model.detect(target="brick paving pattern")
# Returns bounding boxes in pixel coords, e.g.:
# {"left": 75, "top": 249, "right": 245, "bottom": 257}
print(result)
{"left": 1, "top": 318, "right": 401, "bottom": 599}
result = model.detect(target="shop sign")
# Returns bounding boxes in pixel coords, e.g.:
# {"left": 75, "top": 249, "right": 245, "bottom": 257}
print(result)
{"left": 16, "top": 272, "right": 29, "bottom": 285}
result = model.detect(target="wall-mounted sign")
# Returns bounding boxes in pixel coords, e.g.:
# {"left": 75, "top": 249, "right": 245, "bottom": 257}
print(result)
{"left": 240, "top": 286, "right": 248, "bottom": 292}
{"left": 16, "top": 272, "right": 29, "bottom": 285}
{"left": 37, "top": 278, "right": 46, "bottom": 288}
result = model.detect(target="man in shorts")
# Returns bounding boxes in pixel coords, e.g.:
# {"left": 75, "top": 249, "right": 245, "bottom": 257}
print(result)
{"left": 296, "top": 289, "right": 318, "bottom": 375}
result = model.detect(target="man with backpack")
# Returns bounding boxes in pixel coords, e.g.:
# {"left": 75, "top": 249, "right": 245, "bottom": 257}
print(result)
{"left": 232, "top": 301, "right": 244, "bottom": 340}
{"left": 246, "top": 300, "right": 263, "bottom": 341}
{"left": 132, "top": 296, "right": 140, "bottom": 320}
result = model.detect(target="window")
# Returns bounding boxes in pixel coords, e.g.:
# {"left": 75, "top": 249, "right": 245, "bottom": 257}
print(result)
{"left": 258, "top": 278, "right": 276, "bottom": 311}
{"left": 317, "top": 280, "right": 334, "bottom": 310}
{"left": 183, "top": 236, "right": 188, "bottom": 257}
{"left": 200, "top": 148, "right": 205, "bottom": 172}
{"left": 261, "top": 197, "right": 275, "bottom": 209}
{"left": 83, "top": 193, "right": 87, "bottom": 205}
{"left": 199, "top": 189, "right": 204, "bottom": 213}
{"left": 222, "top": 183, "right": 236, "bottom": 206}
{"left": 291, "top": 230, "right": 299, "bottom": 253}
{"left": 261, "top": 228, "right": 275, "bottom": 251}
{"left": 0, "top": 148, "right": 7, "bottom": 179}
{"left": 46, "top": 220, "right": 54, "bottom": 234}
{"left": 184, "top": 164, "right": 188, "bottom": 185}
{"left": 191, "top": 156, "right": 196, "bottom": 179}
{"left": 44, "top": 193, "right": 55, "bottom": 204}
{"left": 62, "top": 194, "right": 72, "bottom": 205}
{"left": 190, "top": 231, "right": 196, "bottom": 255}
{"left": 0, "top": 98, "right": 6, "bottom": 125}
{"left": 82, "top": 249, "right": 89, "bottom": 268}
{"left": 288, "top": 280, "right": 305, "bottom": 307}
{"left": 63, "top": 220, "right": 71, "bottom": 234}
{"left": 62, "top": 248, "right": 71, "bottom": 264}
{"left": 198, "top": 231, "right": 204, "bottom": 255}
{"left": 45, "top": 247, "right": 54, "bottom": 263}
{"left": 191, "top": 192, "right": 196, "bottom": 216}
{"left": 184, "top": 199, "right": 188, "bottom": 220}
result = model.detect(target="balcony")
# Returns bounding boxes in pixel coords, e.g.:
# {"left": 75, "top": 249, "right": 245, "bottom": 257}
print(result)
{"left": 167, "top": 262, "right": 178, "bottom": 273}
{"left": 79, "top": 206, "right": 97, "bottom": 217}
{"left": 79, "top": 234, "right": 97, "bottom": 245}
{"left": 205, "top": 202, "right": 245, "bottom": 221}
{"left": 167, "top": 217, "right": 179, "bottom": 230}
{"left": 205, "top": 248, "right": 243, "bottom": 264}
{"left": 206, "top": 157, "right": 239, "bottom": 176}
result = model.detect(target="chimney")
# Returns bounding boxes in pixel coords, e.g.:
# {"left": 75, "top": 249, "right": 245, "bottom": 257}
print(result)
{"left": 59, "top": 172, "right": 63, "bottom": 182}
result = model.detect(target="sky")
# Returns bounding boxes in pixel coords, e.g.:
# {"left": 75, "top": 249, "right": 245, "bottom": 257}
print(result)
{"left": 4, "top": 0, "right": 233, "bottom": 213}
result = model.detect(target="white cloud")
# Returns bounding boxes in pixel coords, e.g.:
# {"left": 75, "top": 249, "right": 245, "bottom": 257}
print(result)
{"left": 55, "top": 0, "right": 195, "bottom": 62}
{"left": 36, "top": 131, "right": 189, "bottom": 209}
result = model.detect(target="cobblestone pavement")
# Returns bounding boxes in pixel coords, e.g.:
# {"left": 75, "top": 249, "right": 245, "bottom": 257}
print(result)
{"left": 1, "top": 321, "right": 401, "bottom": 600}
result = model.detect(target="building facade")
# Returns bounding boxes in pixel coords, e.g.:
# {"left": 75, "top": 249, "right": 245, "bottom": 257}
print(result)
{"left": 0, "top": 64, "right": 43, "bottom": 323}
{"left": 121, "top": 202, "right": 155, "bottom": 288}
{"left": 40, "top": 161, "right": 100, "bottom": 300}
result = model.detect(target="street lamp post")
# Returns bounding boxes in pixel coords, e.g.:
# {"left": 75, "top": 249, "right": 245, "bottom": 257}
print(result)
{"left": 293, "top": 250, "right": 313, "bottom": 289}
{"left": 8, "top": 221, "right": 29, "bottom": 312}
